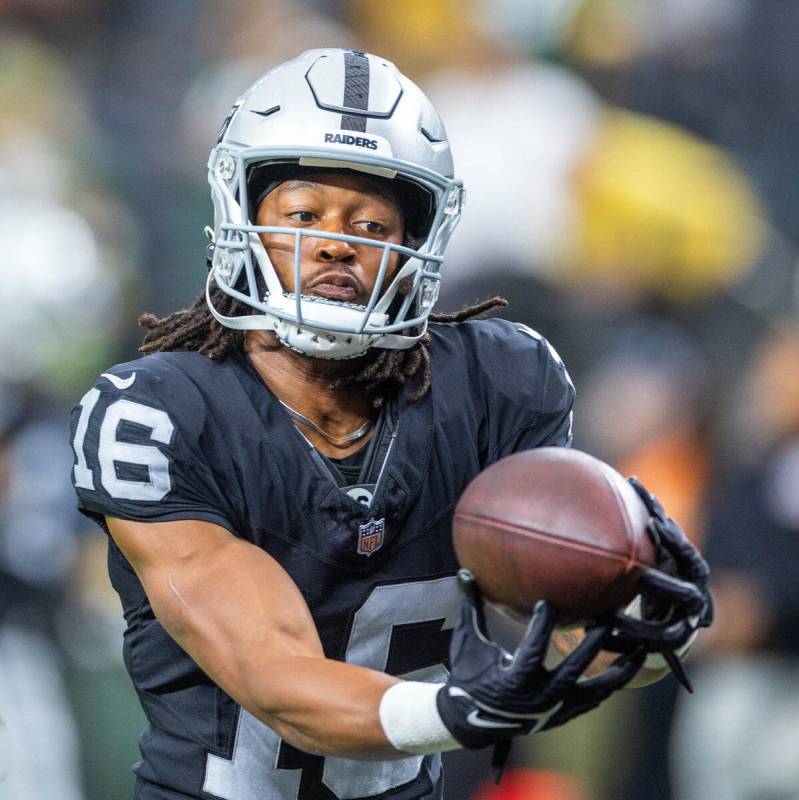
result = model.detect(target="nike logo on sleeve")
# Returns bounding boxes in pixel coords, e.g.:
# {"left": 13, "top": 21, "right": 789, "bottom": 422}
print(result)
{"left": 101, "top": 372, "right": 137, "bottom": 390}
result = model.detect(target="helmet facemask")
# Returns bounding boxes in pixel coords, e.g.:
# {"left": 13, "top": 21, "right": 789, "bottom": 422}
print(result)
{"left": 206, "top": 49, "right": 464, "bottom": 359}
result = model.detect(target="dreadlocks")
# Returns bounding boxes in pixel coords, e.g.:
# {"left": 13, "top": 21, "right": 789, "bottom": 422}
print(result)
{"left": 139, "top": 287, "right": 507, "bottom": 409}
{"left": 139, "top": 287, "right": 244, "bottom": 362}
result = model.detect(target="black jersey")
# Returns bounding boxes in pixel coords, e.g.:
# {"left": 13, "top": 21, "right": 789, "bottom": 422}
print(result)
{"left": 69, "top": 319, "right": 573, "bottom": 800}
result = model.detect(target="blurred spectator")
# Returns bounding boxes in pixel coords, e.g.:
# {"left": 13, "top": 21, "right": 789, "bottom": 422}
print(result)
{"left": 0, "top": 386, "right": 85, "bottom": 799}
{"left": 671, "top": 322, "right": 799, "bottom": 800}
{"left": 428, "top": 59, "right": 601, "bottom": 288}
{"left": 566, "top": 0, "right": 799, "bottom": 249}
{"left": 0, "top": 19, "right": 141, "bottom": 799}
{"left": 352, "top": 1, "right": 768, "bottom": 345}
{"left": 0, "top": 30, "right": 128, "bottom": 398}
{"left": 564, "top": 108, "right": 764, "bottom": 303}
{"left": 578, "top": 318, "right": 710, "bottom": 541}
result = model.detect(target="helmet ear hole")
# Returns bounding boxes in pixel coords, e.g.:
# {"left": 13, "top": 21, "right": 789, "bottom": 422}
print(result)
{"left": 393, "top": 177, "right": 435, "bottom": 243}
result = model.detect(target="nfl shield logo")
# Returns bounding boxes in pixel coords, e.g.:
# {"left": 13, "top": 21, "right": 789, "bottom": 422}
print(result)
{"left": 357, "top": 518, "right": 385, "bottom": 556}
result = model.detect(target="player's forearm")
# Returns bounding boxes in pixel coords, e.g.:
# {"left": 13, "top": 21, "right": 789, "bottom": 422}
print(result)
{"left": 145, "top": 561, "right": 404, "bottom": 758}
{"left": 165, "top": 597, "right": 449, "bottom": 758}
{"left": 251, "top": 656, "right": 404, "bottom": 758}
{"left": 160, "top": 598, "right": 405, "bottom": 757}
{"left": 115, "top": 520, "right": 433, "bottom": 759}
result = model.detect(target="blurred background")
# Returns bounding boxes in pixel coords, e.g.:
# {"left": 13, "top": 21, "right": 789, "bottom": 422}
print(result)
{"left": 2, "top": 0, "right": 799, "bottom": 798}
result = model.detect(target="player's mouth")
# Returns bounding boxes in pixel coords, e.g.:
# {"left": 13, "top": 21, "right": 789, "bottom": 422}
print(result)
{"left": 306, "top": 271, "right": 363, "bottom": 303}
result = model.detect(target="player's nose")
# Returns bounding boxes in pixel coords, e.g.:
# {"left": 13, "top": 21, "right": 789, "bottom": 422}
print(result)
{"left": 313, "top": 230, "right": 357, "bottom": 263}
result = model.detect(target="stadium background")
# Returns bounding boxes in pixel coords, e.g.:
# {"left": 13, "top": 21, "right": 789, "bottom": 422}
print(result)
{"left": 2, "top": 1, "right": 799, "bottom": 798}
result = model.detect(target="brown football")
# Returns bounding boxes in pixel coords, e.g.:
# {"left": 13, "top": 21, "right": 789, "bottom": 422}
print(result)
{"left": 452, "top": 448, "right": 658, "bottom": 625}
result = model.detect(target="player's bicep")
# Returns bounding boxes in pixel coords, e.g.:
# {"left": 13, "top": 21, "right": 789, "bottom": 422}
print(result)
{"left": 106, "top": 516, "right": 323, "bottom": 706}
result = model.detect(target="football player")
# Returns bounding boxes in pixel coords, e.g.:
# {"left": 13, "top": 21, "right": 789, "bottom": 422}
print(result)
{"left": 69, "top": 50, "right": 711, "bottom": 800}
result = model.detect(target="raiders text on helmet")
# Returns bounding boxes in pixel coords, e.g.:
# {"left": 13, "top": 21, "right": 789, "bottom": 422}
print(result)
{"left": 207, "top": 48, "right": 464, "bottom": 359}
{"left": 323, "top": 133, "right": 379, "bottom": 149}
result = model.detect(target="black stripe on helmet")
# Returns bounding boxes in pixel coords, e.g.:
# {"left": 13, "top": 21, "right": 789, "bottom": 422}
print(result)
{"left": 341, "top": 50, "right": 369, "bottom": 132}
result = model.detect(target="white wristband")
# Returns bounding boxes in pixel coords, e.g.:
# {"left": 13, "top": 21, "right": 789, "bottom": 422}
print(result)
{"left": 378, "top": 682, "right": 460, "bottom": 755}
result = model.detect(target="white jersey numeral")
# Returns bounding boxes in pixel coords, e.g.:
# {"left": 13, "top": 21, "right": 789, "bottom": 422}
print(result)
{"left": 98, "top": 399, "right": 174, "bottom": 500}
{"left": 322, "top": 577, "right": 459, "bottom": 798}
{"left": 204, "top": 576, "right": 460, "bottom": 800}
{"left": 72, "top": 392, "right": 174, "bottom": 501}
{"left": 73, "top": 387, "right": 101, "bottom": 490}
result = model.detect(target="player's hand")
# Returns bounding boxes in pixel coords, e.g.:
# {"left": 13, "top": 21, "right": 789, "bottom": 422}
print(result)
{"left": 436, "top": 570, "right": 645, "bottom": 750}
{"left": 601, "top": 478, "right": 713, "bottom": 686}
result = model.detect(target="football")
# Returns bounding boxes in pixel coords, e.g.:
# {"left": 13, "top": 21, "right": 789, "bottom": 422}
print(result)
{"left": 452, "top": 448, "right": 658, "bottom": 625}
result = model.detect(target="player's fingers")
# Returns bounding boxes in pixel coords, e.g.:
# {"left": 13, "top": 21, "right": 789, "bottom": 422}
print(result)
{"left": 649, "top": 519, "right": 710, "bottom": 581}
{"left": 512, "top": 600, "right": 557, "bottom": 674}
{"left": 699, "top": 590, "right": 714, "bottom": 627}
{"left": 639, "top": 568, "right": 707, "bottom": 615}
{"left": 610, "top": 612, "right": 697, "bottom": 650}
{"left": 630, "top": 478, "right": 707, "bottom": 585}
{"left": 575, "top": 649, "right": 645, "bottom": 695}
{"left": 457, "top": 568, "right": 482, "bottom": 604}
{"left": 628, "top": 476, "right": 666, "bottom": 518}
{"left": 449, "top": 602, "right": 504, "bottom": 672}
{"left": 457, "top": 568, "right": 492, "bottom": 638}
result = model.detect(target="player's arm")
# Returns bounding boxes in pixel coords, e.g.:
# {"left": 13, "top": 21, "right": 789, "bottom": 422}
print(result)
{"left": 107, "top": 515, "right": 643, "bottom": 762}
{"left": 106, "top": 516, "right": 403, "bottom": 759}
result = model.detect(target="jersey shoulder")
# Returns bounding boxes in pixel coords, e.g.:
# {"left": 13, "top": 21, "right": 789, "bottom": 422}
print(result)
{"left": 97, "top": 350, "right": 216, "bottom": 403}
{"left": 428, "top": 318, "right": 575, "bottom": 454}
{"left": 429, "top": 317, "right": 572, "bottom": 398}
{"left": 70, "top": 350, "right": 241, "bottom": 530}
{"left": 89, "top": 350, "right": 239, "bottom": 438}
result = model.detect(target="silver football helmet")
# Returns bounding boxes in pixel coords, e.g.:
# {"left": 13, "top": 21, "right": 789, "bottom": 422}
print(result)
{"left": 207, "top": 48, "right": 464, "bottom": 359}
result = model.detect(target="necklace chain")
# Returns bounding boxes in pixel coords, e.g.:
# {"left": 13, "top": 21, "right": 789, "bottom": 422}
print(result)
{"left": 278, "top": 399, "right": 372, "bottom": 447}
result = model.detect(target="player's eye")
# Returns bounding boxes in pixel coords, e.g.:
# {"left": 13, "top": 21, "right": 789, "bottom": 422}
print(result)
{"left": 355, "top": 220, "right": 386, "bottom": 235}
{"left": 288, "top": 211, "right": 316, "bottom": 224}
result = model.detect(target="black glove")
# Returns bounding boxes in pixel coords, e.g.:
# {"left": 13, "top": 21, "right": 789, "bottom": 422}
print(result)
{"left": 437, "top": 570, "right": 646, "bottom": 752}
{"left": 601, "top": 477, "right": 713, "bottom": 689}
